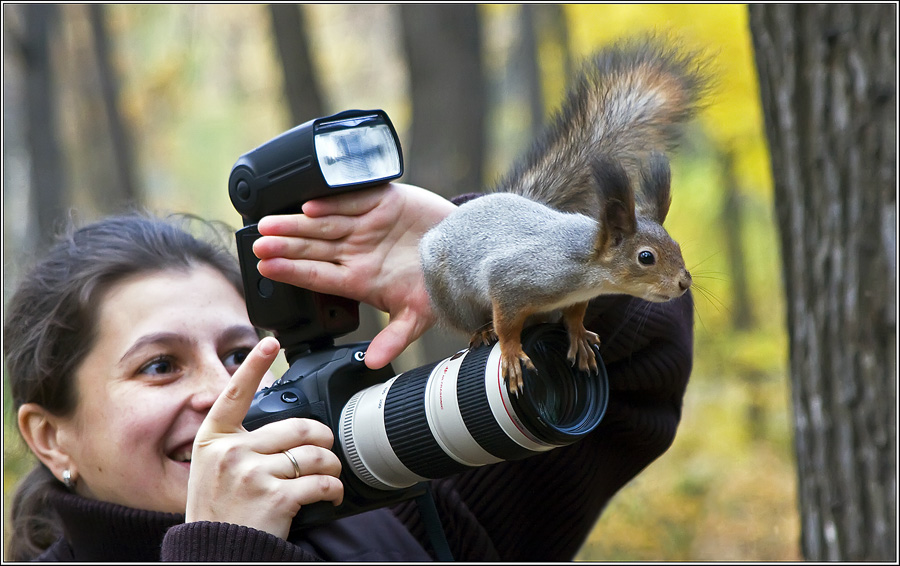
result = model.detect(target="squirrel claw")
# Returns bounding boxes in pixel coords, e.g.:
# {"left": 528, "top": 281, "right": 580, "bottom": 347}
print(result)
{"left": 469, "top": 324, "right": 498, "bottom": 349}
{"left": 567, "top": 330, "right": 601, "bottom": 374}
{"left": 501, "top": 351, "right": 534, "bottom": 396}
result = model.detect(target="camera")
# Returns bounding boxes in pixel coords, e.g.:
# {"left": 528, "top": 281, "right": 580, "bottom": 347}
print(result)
{"left": 229, "top": 109, "right": 609, "bottom": 529}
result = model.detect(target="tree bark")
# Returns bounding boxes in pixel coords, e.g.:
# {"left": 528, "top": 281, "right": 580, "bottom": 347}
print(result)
{"left": 87, "top": 3, "right": 141, "bottom": 209}
{"left": 719, "top": 148, "right": 754, "bottom": 331}
{"left": 268, "top": 4, "right": 324, "bottom": 125}
{"left": 399, "top": 4, "right": 486, "bottom": 198}
{"left": 749, "top": 4, "right": 896, "bottom": 561}
{"left": 517, "top": 4, "right": 544, "bottom": 134}
{"left": 22, "top": 3, "right": 67, "bottom": 252}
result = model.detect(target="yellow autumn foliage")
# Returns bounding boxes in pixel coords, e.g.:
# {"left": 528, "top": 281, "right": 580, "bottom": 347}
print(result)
{"left": 564, "top": 4, "right": 773, "bottom": 196}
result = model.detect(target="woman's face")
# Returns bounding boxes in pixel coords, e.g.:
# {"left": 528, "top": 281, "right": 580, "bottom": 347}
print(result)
{"left": 55, "top": 265, "right": 262, "bottom": 513}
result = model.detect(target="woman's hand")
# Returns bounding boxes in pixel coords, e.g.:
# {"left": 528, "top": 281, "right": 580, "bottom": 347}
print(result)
{"left": 253, "top": 183, "right": 457, "bottom": 370}
{"left": 186, "top": 337, "right": 343, "bottom": 540}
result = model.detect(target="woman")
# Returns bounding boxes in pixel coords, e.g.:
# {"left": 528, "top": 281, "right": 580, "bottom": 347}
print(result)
{"left": 4, "top": 184, "right": 693, "bottom": 561}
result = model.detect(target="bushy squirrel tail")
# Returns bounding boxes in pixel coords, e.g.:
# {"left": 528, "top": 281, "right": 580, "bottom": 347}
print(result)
{"left": 494, "top": 34, "right": 712, "bottom": 219}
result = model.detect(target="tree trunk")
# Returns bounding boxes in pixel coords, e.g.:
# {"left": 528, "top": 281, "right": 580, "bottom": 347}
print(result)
{"left": 399, "top": 4, "right": 486, "bottom": 198}
{"left": 719, "top": 148, "right": 754, "bottom": 331}
{"left": 517, "top": 4, "right": 544, "bottom": 134}
{"left": 22, "top": 3, "right": 67, "bottom": 252}
{"left": 87, "top": 3, "right": 141, "bottom": 210}
{"left": 748, "top": 4, "right": 896, "bottom": 561}
{"left": 268, "top": 4, "right": 324, "bottom": 125}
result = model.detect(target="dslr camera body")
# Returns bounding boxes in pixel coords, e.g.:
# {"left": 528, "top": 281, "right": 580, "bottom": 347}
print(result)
{"left": 229, "top": 109, "right": 609, "bottom": 529}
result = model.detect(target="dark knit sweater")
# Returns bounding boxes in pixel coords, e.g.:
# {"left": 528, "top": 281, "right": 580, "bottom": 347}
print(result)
{"left": 33, "top": 292, "right": 693, "bottom": 561}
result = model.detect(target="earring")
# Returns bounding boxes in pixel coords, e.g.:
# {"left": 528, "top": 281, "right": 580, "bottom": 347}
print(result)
{"left": 62, "top": 469, "right": 74, "bottom": 490}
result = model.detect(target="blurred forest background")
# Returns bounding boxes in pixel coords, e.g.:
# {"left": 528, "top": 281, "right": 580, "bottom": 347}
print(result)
{"left": 1, "top": 4, "right": 894, "bottom": 561}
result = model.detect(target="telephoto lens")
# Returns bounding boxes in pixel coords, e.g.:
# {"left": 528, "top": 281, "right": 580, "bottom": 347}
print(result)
{"left": 338, "top": 323, "right": 609, "bottom": 490}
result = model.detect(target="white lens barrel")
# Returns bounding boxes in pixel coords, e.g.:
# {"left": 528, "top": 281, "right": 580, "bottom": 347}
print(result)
{"left": 339, "top": 377, "right": 427, "bottom": 490}
{"left": 339, "top": 325, "right": 606, "bottom": 491}
{"left": 480, "top": 345, "right": 555, "bottom": 453}
{"left": 423, "top": 350, "right": 505, "bottom": 467}
{"left": 340, "top": 345, "right": 552, "bottom": 491}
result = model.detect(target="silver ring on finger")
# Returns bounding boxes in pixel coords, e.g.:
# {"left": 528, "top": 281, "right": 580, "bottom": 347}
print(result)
{"left": 283, "top": 449, "right": 302, "bottom": 479}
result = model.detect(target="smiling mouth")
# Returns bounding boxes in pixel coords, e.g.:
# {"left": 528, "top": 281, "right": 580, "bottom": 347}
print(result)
{"left": 169, "top": 448, "right": 192, "bottom": 464}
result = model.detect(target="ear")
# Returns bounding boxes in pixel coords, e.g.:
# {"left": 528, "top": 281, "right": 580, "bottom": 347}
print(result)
{"left": 18, "top": 403, "right": 77, "bottom": 484}
{"left": 591, "top": 155, "right": 636, "bottom": 255}
{"left": 640, "top": 152, "right": 672, "bottom": 224}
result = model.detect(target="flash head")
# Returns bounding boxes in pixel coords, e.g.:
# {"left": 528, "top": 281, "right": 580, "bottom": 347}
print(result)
{"left": 230, "top": 109, "right": 403, "bottom": 224}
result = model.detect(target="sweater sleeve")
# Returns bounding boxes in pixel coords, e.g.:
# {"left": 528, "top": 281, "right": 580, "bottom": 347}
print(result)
{"left": 160, "top": 521, "right": 321, "bottom": 562}
{"left": 394, "top": 291, "right": 694, "bottom": 561}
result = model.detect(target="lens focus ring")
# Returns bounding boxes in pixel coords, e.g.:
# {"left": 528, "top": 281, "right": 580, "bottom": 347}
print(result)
{"left": 456, "top": 346, "right": 536, "bottom": 461}
{"left": 383, "top": 364, "right": 470, "bottom": 478}
{"left": 340, "top": 389, "right": 393, "bottom": 490}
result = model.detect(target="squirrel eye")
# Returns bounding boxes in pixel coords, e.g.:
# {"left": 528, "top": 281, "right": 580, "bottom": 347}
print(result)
{"left": 638, "top": 250, "right": 656, "bottom": 266}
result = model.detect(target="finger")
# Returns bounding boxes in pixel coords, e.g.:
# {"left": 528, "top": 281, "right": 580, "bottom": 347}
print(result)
{"left": 364, "top": 312, "right": 433, "bottom": 369}
{"left": 300, "top": 184, "right": 390, "bottom": 218}
{"left": 203, "top": 336, "right": 281, "bottom": 432}
{"left": 245, "top": 417, "right": 335, "bottom": 454}
{"left": 257, "top": 258, "right": 356, "bottom": 298}
{"left": 253, "top": 234, "right": 344, "bottom": 262}
{"left": 257, "top": 213, "right": 356, "bottom": 240}
{"left": 290, "top": 474, "right": 345, "bottom": 507}
{"left": 275, "top": 445, "right": 342, "bottom": 480}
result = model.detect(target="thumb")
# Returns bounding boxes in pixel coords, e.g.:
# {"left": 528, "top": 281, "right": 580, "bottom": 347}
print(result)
{"left": 201, "top": 336, "right": 281, "bottom": 434}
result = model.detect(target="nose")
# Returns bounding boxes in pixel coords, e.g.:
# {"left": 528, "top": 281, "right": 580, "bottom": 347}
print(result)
{"left": 190, "top": 362, "right": 231, "bottom": 411}
{"left": 679, "top": 270, "right": 692, "bottom": 292}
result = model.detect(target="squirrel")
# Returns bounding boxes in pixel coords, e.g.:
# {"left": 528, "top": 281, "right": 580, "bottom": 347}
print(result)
{"left": 419, "top": 36, "right": 709, "bottom": 395}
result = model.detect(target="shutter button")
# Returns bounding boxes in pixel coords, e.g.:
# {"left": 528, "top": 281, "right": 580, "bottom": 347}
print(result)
{"left": 281, "top": 391, "right": 299, "bottom": 404}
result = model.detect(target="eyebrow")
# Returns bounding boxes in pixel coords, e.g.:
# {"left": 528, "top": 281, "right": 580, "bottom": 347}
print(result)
{"left": 117, "top": 325, "right": 261, "bottom": 366}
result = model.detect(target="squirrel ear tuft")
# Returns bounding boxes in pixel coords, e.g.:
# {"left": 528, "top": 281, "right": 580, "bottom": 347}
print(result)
{"left": 640, "top": 152, "right": 672, "bottom": 224}
{"left": 592, "top": 155, "right": 636, "bottom": 254}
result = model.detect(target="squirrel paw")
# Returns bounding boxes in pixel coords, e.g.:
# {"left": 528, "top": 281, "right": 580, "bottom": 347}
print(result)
{"left": 567, "top": 330, "right": 601, "bottom": 374}
{"left": 469, "top": 324, "right": 498, "bottom": 349}
{"left": 501, "top": 350, "right": 535, "bottom": 397}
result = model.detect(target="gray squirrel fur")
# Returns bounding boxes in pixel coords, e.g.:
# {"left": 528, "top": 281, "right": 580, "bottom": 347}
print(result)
{"left": 419, "top": 36, "right": 709, "bottom": 394}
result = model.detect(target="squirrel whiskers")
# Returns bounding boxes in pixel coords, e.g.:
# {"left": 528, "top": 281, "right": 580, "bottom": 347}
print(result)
{"left": 420, "top": 36, "right": 711, "bottom": 395}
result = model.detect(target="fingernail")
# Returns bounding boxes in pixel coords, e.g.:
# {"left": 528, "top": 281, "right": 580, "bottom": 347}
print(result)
{"left": 260, "top": 337, "right": 280, "bottom": 356}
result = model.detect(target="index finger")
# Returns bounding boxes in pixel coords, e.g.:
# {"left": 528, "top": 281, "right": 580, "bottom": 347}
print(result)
{"left": 203, "top": 336, "right": 281, "bottom": 432}
{"left": 299, "top": 184, "right": 391, "bottom": 217}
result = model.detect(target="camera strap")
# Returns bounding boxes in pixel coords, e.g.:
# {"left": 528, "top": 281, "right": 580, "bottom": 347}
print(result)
{"left": 415, "top": 483, "right": 454, "bottom": 561}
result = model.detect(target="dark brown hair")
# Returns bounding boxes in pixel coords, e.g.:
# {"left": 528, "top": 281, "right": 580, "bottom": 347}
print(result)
{"left": 3, "top": 212, "right": 245, "bottom": 560}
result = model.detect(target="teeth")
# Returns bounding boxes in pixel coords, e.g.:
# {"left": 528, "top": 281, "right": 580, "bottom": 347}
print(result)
{"left": 171, "top": 450, "right": 192, "bottom": 463}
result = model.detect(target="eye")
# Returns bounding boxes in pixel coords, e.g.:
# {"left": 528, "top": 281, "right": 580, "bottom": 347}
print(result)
{"left": 139, "top": 356, "right": 176, "bottom": 376}
{"left": 638, "top": 250, "right": 656, "bottom": 266}
{"left": 222, "top": 348, "right": 252, "bottom": 374}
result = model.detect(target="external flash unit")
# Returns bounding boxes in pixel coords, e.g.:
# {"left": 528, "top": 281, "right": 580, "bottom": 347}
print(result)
{"left": 229, "top": 109, "right": 404, "bottom": 357}
{"left": 230, "top": 109, "right": 403, "bottom": 223}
